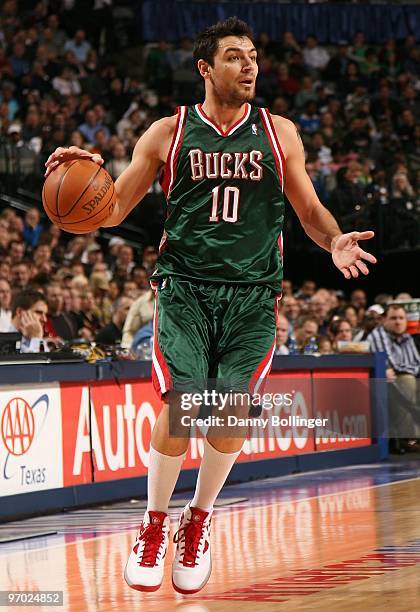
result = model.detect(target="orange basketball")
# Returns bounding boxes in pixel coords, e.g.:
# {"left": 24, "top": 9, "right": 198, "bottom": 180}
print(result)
{"left": 42, "top": 159, "right": 116, "bottom": 234}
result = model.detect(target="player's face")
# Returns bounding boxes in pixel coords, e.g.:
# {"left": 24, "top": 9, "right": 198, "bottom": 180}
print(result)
{"left": 208, "top": 36, "right": 258, "bottom": 105}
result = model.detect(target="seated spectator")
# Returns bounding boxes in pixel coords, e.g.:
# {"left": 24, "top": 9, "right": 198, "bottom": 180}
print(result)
{"left": 52, "top": 66, "right": 82, "bottom": 96}
{"left": 0, "top": 278, "right": 12, "bottom": 331}
{"left": 12, "top": 261, "right": 31, "bottom": 290}
{"left": 132, "top": 265, "right": 150, "bottom": 295}
{"left": 295, "top": 280, "right": 316, "bottom": 302}
{"left": 368, "top": 305, "right": 420, "bottom": 392}
{"left": 79, "top": 288, "right": 102, "bottom": 339}
{"left": 368, "top": 304, "right": 420, "bottom": 452}
{"left": 78, "top": 108, "right": 110, "bottom": 144}
{"left": 282, "top": 279, "right": 293, "bottom": 297}
{"left": 294, "top": 316, "right": 319, "bottom": 353}
{"left": 45, "top": 283, "right": 79, "bottom": 341}
{"left": 353, "top": 304, "right": 384, "bottom": 341}
{"left": 281, "top": 295, "right": 301, "bottom": 335}
{"left": 303, "top": 35, "right": 330, "bottom": 72}
{"left": 142, "top": 246, "right": 158, "bottom": 276}
{"left": 329, "top": 317, "right": 353, "bottom": 351}
{"left": 4, "top": 289, "right": 49, "bottom": 352}
{"left": 96, "top": 296, "right": 133, "bottom": 345}
{"left": 131, "top": 320, "right": 154, "bottom": 359}
{"left": 10, "top": 239, "right": 25, "bottom": 264}
{"left": 343, "top": 304, "right": 359, "bottom": 334}
{"left": 351, "top": 289, "right": 367, "bottom": 310}
{"left": 121, "top": 289, "right": 155, "bottom": 349}
{"left": 318, "top": 336, "right": 333, "bottom": 354}
{"left": 64, "top": 29, "right": 91, "bottom": 64}
{"left": 274, "top": 315, "right": 289, "bottom": 355}
{"left": 106, "top": 142, "right": 130, "bottom": 179}
{"left": 23, "top": 207, "right": 43, "bottom": 249}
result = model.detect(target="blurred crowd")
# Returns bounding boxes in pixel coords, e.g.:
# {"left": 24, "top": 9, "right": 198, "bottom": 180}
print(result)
{"left": 0, "top": 1, "right": 418, "bottom": 249}
{"left": 0, "top": 202, "right": 418, "bottom": 358}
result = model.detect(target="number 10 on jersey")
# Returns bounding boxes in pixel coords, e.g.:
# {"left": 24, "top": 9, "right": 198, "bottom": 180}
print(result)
{"left": 209, "top": 186, "right": 240, "bottom": 223}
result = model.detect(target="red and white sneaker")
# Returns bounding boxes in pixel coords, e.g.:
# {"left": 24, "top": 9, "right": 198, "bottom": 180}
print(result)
{"left": 172, "top": 504, "right": 212, "bottom": 594}
{"left": 124, "top": 510, "right": 170, "bottom": 592}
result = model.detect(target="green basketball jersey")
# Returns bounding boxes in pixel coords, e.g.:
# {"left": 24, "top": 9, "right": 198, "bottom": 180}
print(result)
{"left": 154, "top": 103, "right": 285, "bottom": 293}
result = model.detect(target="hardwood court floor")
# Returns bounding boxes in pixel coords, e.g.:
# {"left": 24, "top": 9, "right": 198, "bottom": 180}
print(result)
{"left": 1, "top": 461, "right": 420, "bottom": 611}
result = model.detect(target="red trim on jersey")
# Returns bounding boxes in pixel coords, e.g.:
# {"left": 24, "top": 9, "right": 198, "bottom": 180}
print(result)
{"left": 248, "top": 300, "right": 278, "bottom": 396}
{"left": 160, "top": 106, "right": 186, "bottom": 199}
{"left": 259, "top": 108, "right": 284, "bottom": 190}
{"left": 152, "top": 295, "right": 173, "bottom": 399}
{"left": 196, "top": 103, "right": 251, "bottom": 137}
{"left": 266, "top": 110, "right": 286, "bottom": 182}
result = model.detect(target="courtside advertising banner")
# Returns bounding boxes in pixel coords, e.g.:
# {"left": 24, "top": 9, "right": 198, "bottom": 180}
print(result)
{"left": 61, "top": 376, "right": 316, "bottom": 487}
{"left": 0, "top": 384, "right": 63, "bottom": 495}
{"left": 313, "top": 370, "right": 371, "bottom": 450}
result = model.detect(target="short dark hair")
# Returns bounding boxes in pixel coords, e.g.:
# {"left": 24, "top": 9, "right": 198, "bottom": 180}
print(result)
{"left": 384, "top": 303, "right": 406, "bottom": 317}
{"left": 193, "top": 17, "right": 253, "bottom": 68}
{"left": 12, "top": 289, "right": 47, "bottom": 317}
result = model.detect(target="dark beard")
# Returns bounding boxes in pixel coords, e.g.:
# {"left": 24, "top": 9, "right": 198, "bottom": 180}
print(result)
{"left": 209, "top": 75, "right": 255, "bottom": 107}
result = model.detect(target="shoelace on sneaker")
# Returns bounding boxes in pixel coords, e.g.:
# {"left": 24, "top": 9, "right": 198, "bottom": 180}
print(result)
{"left": 133, "top": 522, "right": 165, "bottom": 567}
{"left": 173, "top": 518, "right": 206, "bottom": 567}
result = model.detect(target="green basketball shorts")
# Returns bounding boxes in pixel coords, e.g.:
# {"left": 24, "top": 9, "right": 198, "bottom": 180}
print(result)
{"left": 151, "top": 277, "right": 278, "bottom": 399}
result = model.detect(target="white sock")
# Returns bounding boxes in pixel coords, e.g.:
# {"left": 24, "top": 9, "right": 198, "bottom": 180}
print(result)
{"left": 146, "top": 446, "right": 186, "bottom": 514}
{"left": 191, "top": 439, "right": 242, "bottom": 512}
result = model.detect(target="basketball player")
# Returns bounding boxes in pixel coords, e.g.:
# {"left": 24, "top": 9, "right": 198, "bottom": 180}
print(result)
{"left": 45, "top": 18, "right": 377, "bottom": 594}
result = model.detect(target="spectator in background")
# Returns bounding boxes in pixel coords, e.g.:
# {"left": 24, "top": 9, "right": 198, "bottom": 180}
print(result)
{"left": 52, "top": 66, "right": 81, "bottom": 96}
{"left": 121, "top": 289, "right": 155, "bottom": 349}
{"left": 295, "top": 280, "right": 316, "bottom": 302}
{"left": 368, "top": 304, "right": 420, "bottom": 452}
{"left": 96, "top": 296, "right": 133, "bottom": 345}
{"left": 113, "top": 244, "right": 135, "bottom": 278}
{"left": 329, "top": 317, "right": 353, "bottom": 351}
{"left": 23, "top": 207, "right": 43, "bottom": 249}
{"left": 318, "top": 336, "right": 333, "bottom": 354}
{"left": 10, "top": 240, "right": 25, "bottom": 264}
{"left": 64, "top": 29, "right": 91, "bottom": 64}
{"left": 106, "top": 142, "right": 130, "bottom": 179}
{"left": 309, "top": 290, "right": 331, "bottom": 334}
{"left": 132, "top": 265, "right": 150, "bottom": 295}
{"left": 0, "top": 279, "right": 12, "bottom": 331}
{"left": 4, "top": 289, "right": 49, "bottom": 353}
{"left": 343, "top": 305, "right": 359, "bottom": 333}
{"left": 274, "top": 315, "right": 289, "bottom": 355}
{"left": 368, "top": 305, "right": 419, "bottom": 390}
{"left": 351, "top": 289, "right": 367, "bottom": 310}
{"left": 282, "top": 279, "right": 293, "bottom": 297}
{"left": 45, "top": 283, "right": 79, "bottom": 341}
{"left": 78, "top": 288, "right": 102, "bottom": 339}
{"left": 12, "top": 262, "right": 31, "bottom": 290}
{"left": 78, "top": 108, "right": 110, "bottom": 144}
{"left": 353, "top": 304, "right": 384, "bottom": 341}
{"left": 142, "top": 246, "right": 158, "bottom": 276}
{"left": 303, "top": 35, "right": 330, "bottom": 73}
{"left": 282, "top": 295, "right": 301, "bottom": 335}
{"left": 294, "top": 316, "right": 319, "bottom": 353}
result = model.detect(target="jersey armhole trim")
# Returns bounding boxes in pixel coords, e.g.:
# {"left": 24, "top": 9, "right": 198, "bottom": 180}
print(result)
{"left": 259, "top": 108, "right": 286, "bottom": 191}
{"left": 160, "top": 106, "right": 187, "bottom": 199}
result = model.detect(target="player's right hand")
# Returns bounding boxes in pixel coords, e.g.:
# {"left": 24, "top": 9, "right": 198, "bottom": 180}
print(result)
{"left": 44, "top": 146, "right": 104, "bottom": 178}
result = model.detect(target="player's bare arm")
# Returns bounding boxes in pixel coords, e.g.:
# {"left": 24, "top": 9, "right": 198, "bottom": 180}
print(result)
{"left": 273, "top": 115, "right": 377, "bottom": 279}
{"left": 44, "top": 115, "right": 177, "bottom": 227}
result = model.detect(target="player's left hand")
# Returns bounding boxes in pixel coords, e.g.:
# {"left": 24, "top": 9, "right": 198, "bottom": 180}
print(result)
{"left": 332, "top": 231, "right": 377, "bottom": 279}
